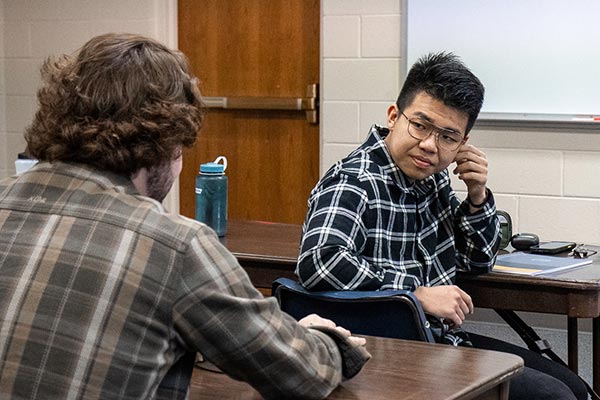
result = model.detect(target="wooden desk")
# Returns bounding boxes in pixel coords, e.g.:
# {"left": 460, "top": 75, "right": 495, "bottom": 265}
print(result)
{"left": 220, "top": 220, "right": 600, "bottom": 392}
{"left": 219, "top": 220, "right": 300, "bottom": 295}
{"left": 456, "top": 256, "right": 600, "bottom": 378}
{"left": 190, "top": 335, "right": 523, "bottom": 400}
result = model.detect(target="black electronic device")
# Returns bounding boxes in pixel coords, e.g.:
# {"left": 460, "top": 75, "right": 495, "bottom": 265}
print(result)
{"left": 497, "top": 211, "right": 512, "bottom": 250}
{"left": 529, "top": 241, "right": 577, "bottom": 255}
{"left": 510, "top": 233, "right": 540, "bottom": 251}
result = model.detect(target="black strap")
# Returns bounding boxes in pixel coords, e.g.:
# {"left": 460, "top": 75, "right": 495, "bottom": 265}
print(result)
{"left": 495, "top": 309, "right": 600, "bottom": 400}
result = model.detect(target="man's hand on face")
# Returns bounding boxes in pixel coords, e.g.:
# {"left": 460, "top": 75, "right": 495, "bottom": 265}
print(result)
{"left": 413, "top": 285, "right": 474, "bottom": 327}
{"left": 453, "top": 144, "right": 488, "bottom": 207}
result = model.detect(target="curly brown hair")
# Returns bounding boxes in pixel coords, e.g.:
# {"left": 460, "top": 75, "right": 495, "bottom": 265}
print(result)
{"left": 25, "top": 33, "right": 204, "bottom": 175}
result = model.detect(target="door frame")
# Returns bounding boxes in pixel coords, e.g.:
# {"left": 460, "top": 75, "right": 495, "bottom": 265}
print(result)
{"left": 174, "top": 0, "right": 322, "bottom": 221}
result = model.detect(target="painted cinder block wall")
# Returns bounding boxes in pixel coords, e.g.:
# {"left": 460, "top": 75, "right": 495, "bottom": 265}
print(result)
{"left": 1, "top": 0, "right": 598, "bottom": 243}
{"left": 320, "top": 0, "right": 600, "bottom": 246}
{"left": 0, "top": 0, "right": 178, "bottom": 210}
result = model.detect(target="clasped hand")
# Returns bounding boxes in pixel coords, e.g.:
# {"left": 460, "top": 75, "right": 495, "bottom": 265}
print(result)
{"left": 414, "top": 285, "right": 474, "bottom": 327}
{"left": 299, "top": 314, "right": 367, "bottom": 347}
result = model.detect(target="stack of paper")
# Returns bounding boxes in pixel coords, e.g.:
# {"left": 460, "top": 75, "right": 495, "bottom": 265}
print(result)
{"left": 493, "top": 252, "right": 592, "bottom": 276}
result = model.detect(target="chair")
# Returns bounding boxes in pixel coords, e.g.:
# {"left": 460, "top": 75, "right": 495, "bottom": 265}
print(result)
{"left": 272, "top": 278, "right": 434, "bottom": 342}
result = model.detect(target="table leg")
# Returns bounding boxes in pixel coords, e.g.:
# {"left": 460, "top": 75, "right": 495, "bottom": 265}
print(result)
{"left": 567, "top": 317, "right": 578, "bottom": 373}
{"left": 498, "top": 381, "right": 510, "bottom": 400}
{"left": 594, "top": 317, "right": 600, "bottom": 395}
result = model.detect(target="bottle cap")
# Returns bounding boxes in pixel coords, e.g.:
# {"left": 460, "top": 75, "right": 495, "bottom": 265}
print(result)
{"left": 200, "top": 156, "right": 227, "bottom": 173}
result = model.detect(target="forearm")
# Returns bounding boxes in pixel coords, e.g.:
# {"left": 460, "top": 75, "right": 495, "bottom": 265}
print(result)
{"left": 455, "top": 191, "right": 500, "bottom": 272}
{"left": 177, "top": 287, "right": 347, "bottom": 399}
{"left": 175, "top": 231, "right": 362, "bottom": 399}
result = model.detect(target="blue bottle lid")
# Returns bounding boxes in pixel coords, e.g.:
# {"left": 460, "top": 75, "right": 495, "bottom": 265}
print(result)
{"left": 200, "top": 156, "right": 227, "bottom": 174}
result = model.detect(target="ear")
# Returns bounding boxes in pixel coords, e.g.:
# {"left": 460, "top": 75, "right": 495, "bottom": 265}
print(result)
{"left": 386, "top": 104, "right": 399, "bottom": 129}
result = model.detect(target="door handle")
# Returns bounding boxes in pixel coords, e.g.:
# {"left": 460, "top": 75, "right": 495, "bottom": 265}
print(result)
{"left": 203, "top": 84, "right": 318, "bottom": 124}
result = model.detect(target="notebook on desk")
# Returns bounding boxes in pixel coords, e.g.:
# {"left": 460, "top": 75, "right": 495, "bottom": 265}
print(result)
{"left": 493, "top": 252, "right": 592, "bottom": 276}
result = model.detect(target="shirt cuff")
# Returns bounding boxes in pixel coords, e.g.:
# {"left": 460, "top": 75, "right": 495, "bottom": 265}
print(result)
{"left": 467, "top": 188, "right": 490, "bottom": 208}
{"left": 310, "top": 326, "right": 372, "bottom": 379}
{"left": 461, "top": 188, "right": 495, "bottom": 216}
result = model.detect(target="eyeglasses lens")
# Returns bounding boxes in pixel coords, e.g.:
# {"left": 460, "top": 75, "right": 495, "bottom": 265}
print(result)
{"left": 404, "top": 117, "right": 464, "bottom": 151}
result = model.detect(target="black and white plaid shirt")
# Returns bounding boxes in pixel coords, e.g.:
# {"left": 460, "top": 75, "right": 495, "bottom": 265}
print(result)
{"left": 297, "top": 125, "right": 499, "bottom": 291}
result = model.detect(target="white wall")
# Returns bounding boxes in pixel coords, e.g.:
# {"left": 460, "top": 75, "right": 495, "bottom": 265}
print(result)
{"left": 2, "top": 0, "right": 599, "bottom": 245}
{"left": 0, "top": 1, "right": 6, "bottom": 179}
{"left": 321, "top": 0, "right": 403, "bottom": 173}
{"left": 321, "top": 0, "right": 600, "bottom": 246}
{"left": 0, "top": 0, "right": 179, "bottom": 212}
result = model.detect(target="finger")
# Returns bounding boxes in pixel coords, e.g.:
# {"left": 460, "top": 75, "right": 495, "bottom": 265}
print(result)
{"left": 299, "top": 314, "right": 336, "bottom": 329}
{"left": 334, "top": 326, "right": 351, "bottom": 338}
{"left": 453, "top": 162, "right": 486, "bottom": 177}
{"left": 455, "top": 173, "right": 486, "bottom": 187}
{"left": 464, "top": 293, "right": 474, "bottom": 314}
{"left": 449, "top": 313, "right": 462, "bottom": 327}
{"left": 455, "top": 306, "right": 465, "bottom": 324}
{"left": 317, "top": 318, "right": 337, "bottom": 329}
{"left": 454, "top": 163, "right": 487, "bottom": 180}
{"left": 456, "top": 172, "right": 487, "bottom": 185}
{"left": 459, "top": 177, "right": 485, "bottom": 188}
{"left": 457, "top": 298, "right": 470, "bottom": 318}
{"left": 454, "top": 151, "right": 487, "bottom": 167}
{"left": 456, "top": 144, "right": 485, "bottom": 158}
{"left": 348, "top": 336, "right": 367, "bottom": 347}
{"left": 456, "top": 289, "right": 474, "bottom": 314}
{"left": 454, "top": 154, "right": 487, "bottom": 171}
{"left": 453, "top": 152, "right": 487, "bottom": 168}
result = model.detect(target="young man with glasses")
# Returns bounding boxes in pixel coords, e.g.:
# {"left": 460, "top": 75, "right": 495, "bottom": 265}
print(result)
{"left": 296, "top": 52, "right": 587, "bottom": 400}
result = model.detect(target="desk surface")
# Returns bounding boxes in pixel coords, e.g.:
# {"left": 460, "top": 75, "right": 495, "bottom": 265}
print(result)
{"left": 221, "top": 220, "right": 600, "bottom": 318}
{"left": 220, "top": 219, "right": 600, "bottom": 391}
{"left": 220, "top": 220, "right": 301, "bottom": 265}
{"left": 190, "top": 335, "right": 523, "bottom": 400}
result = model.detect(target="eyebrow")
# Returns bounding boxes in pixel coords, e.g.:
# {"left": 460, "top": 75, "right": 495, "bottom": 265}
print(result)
{"left": 411, "top": 111, "right": 463, "bottom": 135}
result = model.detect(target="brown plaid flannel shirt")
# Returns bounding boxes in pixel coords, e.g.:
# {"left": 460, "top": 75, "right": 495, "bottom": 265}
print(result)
{"left": 0, "top": 162, "right": 352, "bottom": 400}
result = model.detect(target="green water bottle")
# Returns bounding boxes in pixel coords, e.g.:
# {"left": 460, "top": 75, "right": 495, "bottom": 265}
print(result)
{"left": 195, "top": 156, "right": 228, "bottom": 236}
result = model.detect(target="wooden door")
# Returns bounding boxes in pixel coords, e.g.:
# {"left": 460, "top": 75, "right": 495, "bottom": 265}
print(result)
{"left": 178, "top": 0, "right": 320, "bottom": 224}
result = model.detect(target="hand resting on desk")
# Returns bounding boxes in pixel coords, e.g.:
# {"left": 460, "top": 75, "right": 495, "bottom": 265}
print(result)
{"left": 299, "top": 313, "right": 371, "bottom": 379}
{"left": 299, "top": 313, "right": 367, "bottom": 347}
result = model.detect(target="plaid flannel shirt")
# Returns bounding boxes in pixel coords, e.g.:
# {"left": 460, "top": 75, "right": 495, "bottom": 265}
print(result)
{"left": 0, "top": 162, "right": 350, "bottom": 400}
{"left": 297, "top": 125, "right": 500, "bottom": 291}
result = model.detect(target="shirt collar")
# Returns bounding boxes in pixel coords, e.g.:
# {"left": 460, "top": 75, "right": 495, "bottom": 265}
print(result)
{"left": 365, "top": 125, "right": 437, "bottom": 195}
{"left": 19, "top": 161, "right": 140, "bottom": 196}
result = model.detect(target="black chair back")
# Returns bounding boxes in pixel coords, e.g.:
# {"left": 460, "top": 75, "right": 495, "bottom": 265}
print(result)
{"left": 272, "top": 278, "right": 434, "bottom": 342}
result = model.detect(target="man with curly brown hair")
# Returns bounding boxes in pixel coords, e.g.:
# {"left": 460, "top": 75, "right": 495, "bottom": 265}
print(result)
{"left": 0, "top": 33, "right": 368, "bottom": 400}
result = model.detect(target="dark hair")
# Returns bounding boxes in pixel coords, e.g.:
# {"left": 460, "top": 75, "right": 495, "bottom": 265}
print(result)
{"left": 25, "top": 33, "right": 204, "bottom": 175}
{"left": 396, "top": 52, "right": 484, "bottom": 134}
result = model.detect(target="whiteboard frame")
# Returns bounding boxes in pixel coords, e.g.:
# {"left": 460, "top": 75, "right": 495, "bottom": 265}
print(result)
{"left": 404, "top": 0, "right": 600, "bottom": 130}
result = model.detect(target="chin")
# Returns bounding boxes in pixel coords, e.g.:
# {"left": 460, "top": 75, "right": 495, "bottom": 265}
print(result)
{"left": 406, "top": 168, "right": 434, "bottom": 181}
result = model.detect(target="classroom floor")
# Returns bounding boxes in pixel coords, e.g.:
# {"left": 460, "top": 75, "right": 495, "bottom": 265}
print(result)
{"left": 464, "top": 320, "right": 592, "bottom": 388}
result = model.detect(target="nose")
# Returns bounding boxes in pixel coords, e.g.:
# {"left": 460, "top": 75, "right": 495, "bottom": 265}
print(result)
{"left": 418, "top": 131, "right": 438, "bottom": 153}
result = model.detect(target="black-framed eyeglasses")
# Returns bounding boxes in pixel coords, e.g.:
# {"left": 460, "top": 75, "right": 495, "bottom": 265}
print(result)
{"left": 571, "top": 244, "right": 598, "bottom": 259}
{"left": 400, "top": 112, "right": 466, "bottom": 151}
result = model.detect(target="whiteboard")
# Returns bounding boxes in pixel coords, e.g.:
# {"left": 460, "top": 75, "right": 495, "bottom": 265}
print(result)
{"left": 407, "top": 0, "right": 600, "bottom": 122}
